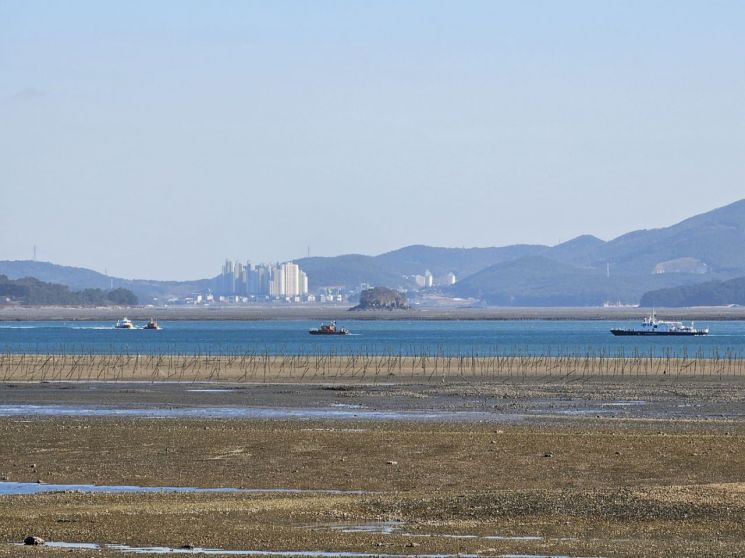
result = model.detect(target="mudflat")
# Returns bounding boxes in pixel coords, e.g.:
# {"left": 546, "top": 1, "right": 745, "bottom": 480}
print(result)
{"left": 1, "top": 373, "right": 744, "bottom": 557}
{"left": 1, "top": 417, "right": 744, "bottom": 557}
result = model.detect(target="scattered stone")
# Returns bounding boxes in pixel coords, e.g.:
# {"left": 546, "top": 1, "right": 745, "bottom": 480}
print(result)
{"left": 543, "top": 452, "right": 553, "bottom": 458}
{"left": 405, "top": 542, "right": 420, "bottom": 548}
{"left": 180, "top": 544, "right": 195, "bottom": 550}
{"left": 24, "top": 536, "right": 45, "bottom": 546}
{"left": 386, "top": 460, "right": 398, "bottom": 465}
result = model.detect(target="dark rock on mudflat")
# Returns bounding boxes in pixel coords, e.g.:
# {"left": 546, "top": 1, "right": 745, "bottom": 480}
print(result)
{"left": 24, "top": 535, "right": 45, "bottom": 546}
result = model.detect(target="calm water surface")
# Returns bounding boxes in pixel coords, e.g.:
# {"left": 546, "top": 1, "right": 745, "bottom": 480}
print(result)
{"left": 1, "top": 320, "right": 745, "bottom": 357}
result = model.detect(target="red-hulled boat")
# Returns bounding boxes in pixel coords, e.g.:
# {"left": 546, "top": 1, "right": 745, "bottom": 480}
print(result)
{"left": 309, "top": 321, "right": 349, "bottom": 335}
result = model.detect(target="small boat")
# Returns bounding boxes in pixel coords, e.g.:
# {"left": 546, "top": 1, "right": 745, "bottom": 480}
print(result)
{"left": 115, "top": 318, "right": 135, "bottom": 329}
{"left": 143, "top": 318, "right": 161, "bottom": 330}
{"left": 611, "top": 312, "right": 708, "bottom": 336}
{"left": 309, "top": 321, "right": 349, "bottom": 335}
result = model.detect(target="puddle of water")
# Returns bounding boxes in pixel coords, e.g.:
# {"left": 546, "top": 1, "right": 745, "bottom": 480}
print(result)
{"left": 46, "top": 542, "right": 100, "bottom": 549}
{"left": 405, "top": 533, "right": 543, "bottom": 542}
{"left": 556, "top": 409, "right": 609, "bottom": 416}
{"left": 482, "top": 536, "right": 543, "bottom": 541}
{"left": 312, "top": 523, "right": 543, "bottom": 542}
{"left": 602, "top": 401, "right": 646, "bottom": 407}
{"left": 37, "top": 541, "right": 487, "bottom": 557}
{"left": 28, "top": 542, "right": 603, "bottom": 558}
{"left": 329, "top": 403, "right": 366, "bottom": 409}
{"left": 555, "top": 400, "right": 647, "bottom": 415}
{"left": 0, "top": 404, "right": 511, "bottom": 422}
{"left": 0, "top": 481, "right": 366, "bottom": 496}
{"left": 312, "top": 522, "right": 400, "bottom": 535}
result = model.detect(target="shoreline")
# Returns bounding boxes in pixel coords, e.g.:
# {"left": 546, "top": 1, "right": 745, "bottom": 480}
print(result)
{"left": 3, "top": 304, "right": 745, "bottom": 321}
{"left": 2, "top": 353, "right": 744, "bottom": 382}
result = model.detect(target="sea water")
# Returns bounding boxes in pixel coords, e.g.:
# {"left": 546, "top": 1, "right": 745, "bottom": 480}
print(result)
{"left": 0, "top": 319, "right": 744, "bottom": 357}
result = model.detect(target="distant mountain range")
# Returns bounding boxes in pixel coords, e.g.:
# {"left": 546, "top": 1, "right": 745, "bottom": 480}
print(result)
{"left": 449, "top": 199, "right": 745, "bottom": 305}
{"left": 3, "top": 199, "right": 745, "bottom": 306}
{"left": 295, "top": 199, "right": 745, "bottom": 305}
{"left": 0, "top": 260, "right": 212, "bottom": 302}
{"left": 294, "top": 244, "right": 546, "bottom": 290}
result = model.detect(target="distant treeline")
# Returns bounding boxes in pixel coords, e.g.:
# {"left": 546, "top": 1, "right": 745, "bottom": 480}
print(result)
{"left": 640, "top": 276, "right": 745, "bottom": 307}
{"left": 0, "top": 275, "right": 138, "bottom": 306}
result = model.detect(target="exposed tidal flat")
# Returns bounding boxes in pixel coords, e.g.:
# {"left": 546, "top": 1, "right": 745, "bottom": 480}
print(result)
{"left": 1, "top": 414, "right": 744, "bottom": 557}
{"left": 1, "top": 365, "right": 745, "bottom": 556}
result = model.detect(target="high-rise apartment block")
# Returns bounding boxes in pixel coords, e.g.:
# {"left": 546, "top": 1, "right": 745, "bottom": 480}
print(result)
{"left": 218, "top": 259, "right": 309, "bottom": 299}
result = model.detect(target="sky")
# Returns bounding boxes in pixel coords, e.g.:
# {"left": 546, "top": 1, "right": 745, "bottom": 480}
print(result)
{"left": 1, "top": 1, "right": 744, "bottom": 280}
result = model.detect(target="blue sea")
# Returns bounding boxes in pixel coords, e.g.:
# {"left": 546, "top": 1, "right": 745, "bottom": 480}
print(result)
{"left": 1, "top": 319, "right": 745, "bottom": 358}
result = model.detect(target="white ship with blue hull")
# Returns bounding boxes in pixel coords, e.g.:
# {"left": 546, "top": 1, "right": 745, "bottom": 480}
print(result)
{"left": 611, "top": 312, "right": 708, "bottom": 336}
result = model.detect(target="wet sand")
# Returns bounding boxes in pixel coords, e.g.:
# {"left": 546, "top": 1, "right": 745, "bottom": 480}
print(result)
{"left": 1, "top": 376, "right": 744, "bottom": 423}
{"left": 1, "top": 371, "right": 745, "bottom": 557}
{"left": 1, "top": 414, "right": 744, "bottom": 557}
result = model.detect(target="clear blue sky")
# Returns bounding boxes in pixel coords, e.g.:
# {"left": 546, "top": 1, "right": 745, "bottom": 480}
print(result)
{"left": 1, "top": 1, "right": 743, "bottom": 280}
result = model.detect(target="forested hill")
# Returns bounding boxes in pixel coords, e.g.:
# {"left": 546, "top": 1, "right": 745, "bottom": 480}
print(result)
{"left": 0, "top": 275, "right": 138, "bottom": 306}
{"left": 640, "top": 277, "right": 745, "bottom": 307}
{"left": 0, "top": 261, "right": 212, "bottom": 302}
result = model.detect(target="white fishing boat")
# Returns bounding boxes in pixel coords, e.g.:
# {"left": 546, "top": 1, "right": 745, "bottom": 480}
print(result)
{"left": 115, "top": 318, "right": 135, "bottom": 329}
{"left": 610, "top": 312, "right": 708, "bottom": 336}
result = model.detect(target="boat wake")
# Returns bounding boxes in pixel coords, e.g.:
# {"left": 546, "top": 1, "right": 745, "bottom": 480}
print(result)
{"left": 0, "top": 325, "right": 117, "bottom": 330}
